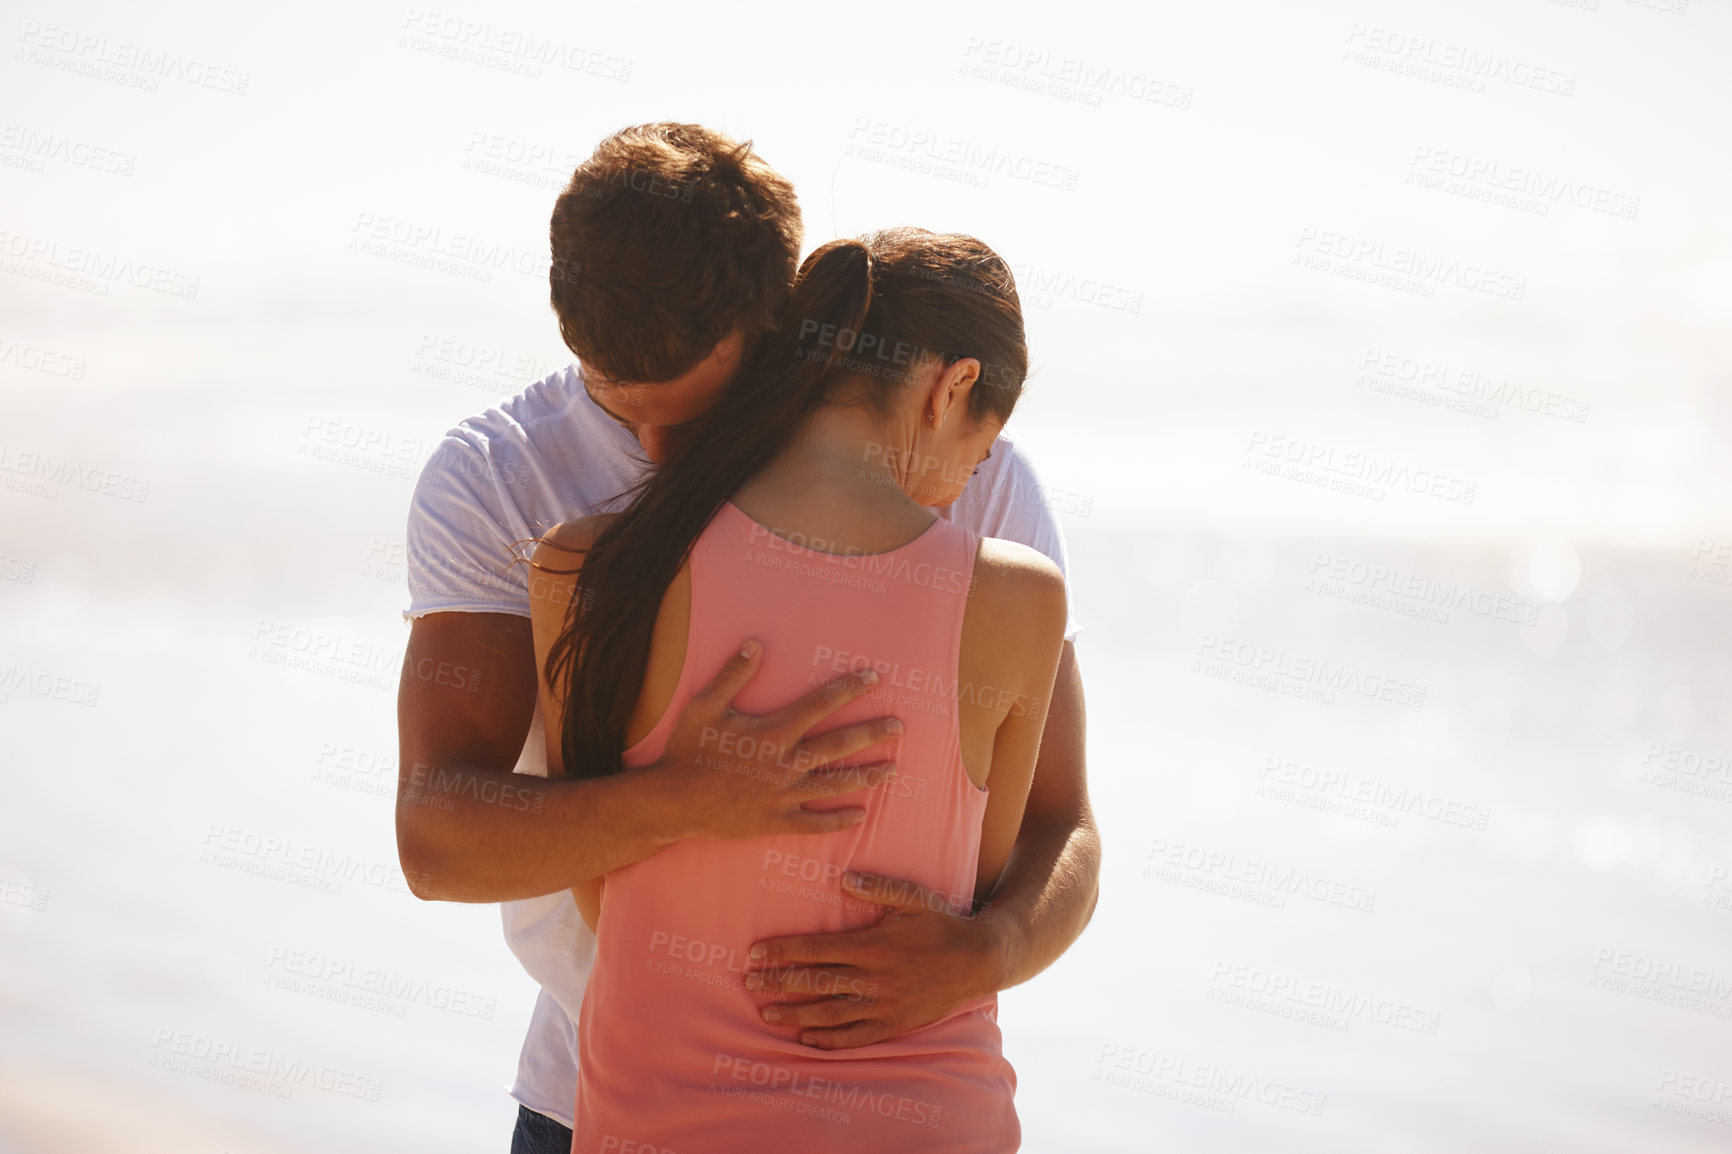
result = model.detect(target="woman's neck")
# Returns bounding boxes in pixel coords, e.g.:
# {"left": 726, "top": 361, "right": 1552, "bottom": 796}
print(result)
{"left": 730, "top": 401, "right": 937, "bottom": 556}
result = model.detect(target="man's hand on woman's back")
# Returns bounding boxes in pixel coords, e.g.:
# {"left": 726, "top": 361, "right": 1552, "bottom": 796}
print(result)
{"left": 642, "top": 639, "right": 906, "bottom": 844}
{"left": 395, "top": 613, "right": 901, "bottom": 900}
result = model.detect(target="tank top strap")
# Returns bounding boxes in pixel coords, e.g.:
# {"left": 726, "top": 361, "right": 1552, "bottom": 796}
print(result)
{"left": 670, "top": 501, "right": 982, "bottom": 739}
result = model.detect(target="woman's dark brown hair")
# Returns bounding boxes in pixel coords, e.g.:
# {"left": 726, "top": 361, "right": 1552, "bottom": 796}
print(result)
{"left": 544, "top": 228, "right": 1028, "bottom": 780}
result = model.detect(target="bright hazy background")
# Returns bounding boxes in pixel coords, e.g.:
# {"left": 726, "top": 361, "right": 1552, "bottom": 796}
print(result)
{"left": 2, "top": 0, "right": 1730, "bottom": 1151}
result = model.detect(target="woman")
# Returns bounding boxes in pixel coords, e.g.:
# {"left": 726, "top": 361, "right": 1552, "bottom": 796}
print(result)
{"left": 528, "top": 228, "right": 1067, "bottom": 1151}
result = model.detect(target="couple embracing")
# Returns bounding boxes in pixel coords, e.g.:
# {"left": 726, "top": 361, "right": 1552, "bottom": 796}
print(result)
{"left": 395, "top": 122, "right": 1101, "bottom": 1152}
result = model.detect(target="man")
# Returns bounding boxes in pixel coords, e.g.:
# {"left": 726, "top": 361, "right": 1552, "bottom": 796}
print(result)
{"left": 395, "top": 122, "right": 1100, "bottom": 1153}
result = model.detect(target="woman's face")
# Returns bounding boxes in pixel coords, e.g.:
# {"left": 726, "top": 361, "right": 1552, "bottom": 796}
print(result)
{"left": 908, "top": 410, "right": 1004, "bottom": 508}
{"left": 892, "top": 356, "right": 1007, "bottom": 508}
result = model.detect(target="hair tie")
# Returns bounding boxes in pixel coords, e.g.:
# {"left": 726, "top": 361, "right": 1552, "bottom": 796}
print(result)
{"left": 853, "top": 240, "right": 875, "bottom": 324}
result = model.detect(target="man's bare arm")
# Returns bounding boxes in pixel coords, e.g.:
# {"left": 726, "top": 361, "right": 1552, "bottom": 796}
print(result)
{"left": 395, "top": 611, "right": 899, "bottom": 902}
{"left": 973, "top": 640, "right": 1100, "bottom": 989}
{"left": 744, "top": 641, "right": 1100, "bottom": 1047}
{"left": 397, "top": 611, "right": 659, "bottom": 901}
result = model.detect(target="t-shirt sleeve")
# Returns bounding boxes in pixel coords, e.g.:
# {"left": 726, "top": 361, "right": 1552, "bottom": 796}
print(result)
{"left": 404, "top": 435, "right": 533, "bottom": 620}
{"left": 956, "top": 438, "right": 1083, "bottom": 643}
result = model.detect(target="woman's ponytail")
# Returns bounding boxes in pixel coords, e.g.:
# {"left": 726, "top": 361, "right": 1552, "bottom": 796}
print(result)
{"left": 545, "top": 228, "right": 1026, "bottom": 780}
{"left": 545, "top": 238, "right": 881, "bottom": 780}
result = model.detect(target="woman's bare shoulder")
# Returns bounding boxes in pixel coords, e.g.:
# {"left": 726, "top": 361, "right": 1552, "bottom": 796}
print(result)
{"left": 964, "top": 536, "right": 1067, "bottom": 679}
{"left": 530, "top": 513, "right": 617, "bottom": 569}
{"left": 971, "top": 536, "right": 1067, "bottom": 624}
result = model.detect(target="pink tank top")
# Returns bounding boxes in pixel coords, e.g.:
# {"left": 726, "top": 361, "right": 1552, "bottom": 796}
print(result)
{"left": 572, "top": 500, "right": 1018, "bottom": 1152}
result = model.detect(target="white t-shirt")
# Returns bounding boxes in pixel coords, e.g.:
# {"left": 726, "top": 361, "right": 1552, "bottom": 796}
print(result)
{"left": 404, "top": 362, "right": 1080, "bottom": 1127}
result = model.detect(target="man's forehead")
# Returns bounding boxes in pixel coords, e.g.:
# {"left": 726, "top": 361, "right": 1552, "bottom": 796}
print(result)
{"left": 583, "top": 370, "right": 705, "bottom": 425}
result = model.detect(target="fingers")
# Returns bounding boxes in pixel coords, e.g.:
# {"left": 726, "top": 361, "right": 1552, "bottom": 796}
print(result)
{"left": 839, "top": 869, "right": 940, "bottom": 914}
{"left": 797, "top": 1019, "right": 892, "bottom": 1050}
{"left": 749, "top": 931, "right": 853, "bottom": 970}
{"left": 759, "top": 994, "right": 875, "bottom": 1030}
{"left": 779, "top": 806, "right": 867, "bottom": 835}
{"left": 792, "top": 761, "right": 896, "bottom": 798}
{"left": 747, "top": 965, "right": 878, "bottom": 1003}
{"left": 765, "top": 668, "right": 885, "bottom": 736}
{"left": 689, "top": 639, "right": 761, "bottom": 712}
{"left": 792, "top": 717, "right": 905, "bottom": 770}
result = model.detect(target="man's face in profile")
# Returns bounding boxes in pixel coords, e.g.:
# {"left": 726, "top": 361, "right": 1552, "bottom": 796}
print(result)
{"left": 582, "top": 329, "right": 747, "bottom": 464}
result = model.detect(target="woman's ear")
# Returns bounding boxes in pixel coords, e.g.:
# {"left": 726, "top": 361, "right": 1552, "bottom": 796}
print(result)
{"left": 928, "top": 357, "right": 981, "bottom": 430}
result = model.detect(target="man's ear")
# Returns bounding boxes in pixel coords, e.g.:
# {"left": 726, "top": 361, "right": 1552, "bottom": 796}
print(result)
{"left": 710, "top": 327, "right": 748, "bottom": 370}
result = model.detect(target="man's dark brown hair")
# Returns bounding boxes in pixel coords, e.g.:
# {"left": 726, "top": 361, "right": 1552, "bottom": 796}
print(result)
{"left": 549, "top": 123, "right": 803, "bottom": 383}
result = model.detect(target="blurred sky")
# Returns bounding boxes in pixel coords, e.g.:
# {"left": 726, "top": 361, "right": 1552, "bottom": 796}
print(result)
{"left": 2, "top": 0, "right": 1731, "bottom": 1152}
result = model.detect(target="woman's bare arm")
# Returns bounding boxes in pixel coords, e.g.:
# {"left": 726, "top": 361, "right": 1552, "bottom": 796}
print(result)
{"left": 526, "top": 515, "right": 616, "bottom": 928}
{"left": 960, "top": 538, "right": 1070, "bottom": 901}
